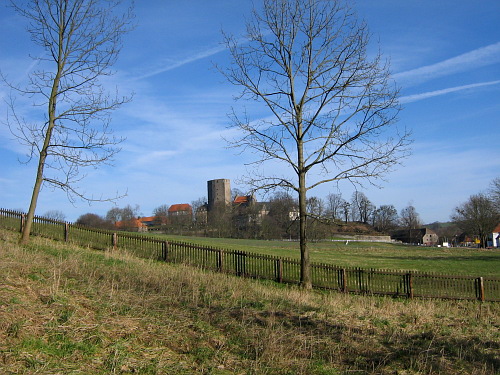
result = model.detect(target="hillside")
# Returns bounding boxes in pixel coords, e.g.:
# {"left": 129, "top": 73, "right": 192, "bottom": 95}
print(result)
{"left": 1, "top": 229, "right": 499, "bottom": 374}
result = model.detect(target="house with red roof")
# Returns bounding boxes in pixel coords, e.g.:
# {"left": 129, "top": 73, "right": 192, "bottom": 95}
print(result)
{"left": 168, "top": 204, "right": 193, "bottom": 217}
{"left": 168, "top": 204, "right": 193, "bottom": 228}
{"left": 115, "top": 217, "right": 148, "bottom": 232}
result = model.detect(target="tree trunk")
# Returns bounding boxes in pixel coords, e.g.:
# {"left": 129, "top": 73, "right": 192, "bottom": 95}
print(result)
{"left": 298, "top": 143, "right": 311, "bottom": 288}
{"left": 299, "top": 178, "right": 311, "bottom": 288}
{"left": 20, "top": 24, "right": 63, "bottom": 244}
{"left": 20, "top": 161, "right": 45, "bottom": 244}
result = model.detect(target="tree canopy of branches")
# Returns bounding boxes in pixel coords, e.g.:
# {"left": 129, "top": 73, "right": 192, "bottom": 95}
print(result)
{"left": 489, "top": 177, "right": 500, "bottom": 212}
{"left": 399, "top": 203, "right": 422, "bottom": 242}
{"left": 76, "top": 212, "right": 113, "bottom": 229}
{"left": 43, "top": 209, "right": 66, "bottom": 222}
{"left": 372, "top": 204, "right": 398, "bottom": 232}
{"left": 262, "top": 192, "right": 299, "bottom": 240}
{"left": 152, "top": 204, "right": 170, "bottom": 225}
{"left": 221, "top": 0, "right": 410, "bottom": 287}
{"left": 325, "top": 193, "right": 345, "bottom": 221}
{"left": 350, "top": 191, "right": 374, "bottom": 223}
{"left": 106, "top": 204, "right": 140, "bottom": 223}
{"left": 3, "top": 0, "right": 134, "bottom": 243}
{"left": 452, "top": 194, "right": 499, "bottom": 248}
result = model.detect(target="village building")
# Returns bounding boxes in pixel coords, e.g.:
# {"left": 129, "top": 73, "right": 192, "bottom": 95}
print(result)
{"left": 391, "top": 227, "right": 439, "bottom": 246}
{"left": 488, "top": 223, "right": 500, "bottom": 248}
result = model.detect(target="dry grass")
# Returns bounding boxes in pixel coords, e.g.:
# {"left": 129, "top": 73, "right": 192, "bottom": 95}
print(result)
{"left": 0, "top": 228, "right": 499, "bottom": 374}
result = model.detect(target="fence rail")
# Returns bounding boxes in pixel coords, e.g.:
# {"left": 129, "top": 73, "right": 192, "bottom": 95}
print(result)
{"left": 1, "top": 208, "right": 499, "bottom": 302}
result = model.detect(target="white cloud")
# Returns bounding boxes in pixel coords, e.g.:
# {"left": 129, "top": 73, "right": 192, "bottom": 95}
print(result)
{"left": 131, "top": 44, "right": 226, "bottom": 81}
{"left": 400, "top": 80, "right": 500, "bottom": 103}
{"left": 394, "top": 42, "right": 500, "bottom": 87}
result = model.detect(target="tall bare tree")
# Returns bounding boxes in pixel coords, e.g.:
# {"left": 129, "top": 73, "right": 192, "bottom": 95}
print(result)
{"left": 221, "top": 0, "right": 410, "bottom": 287}
{"left": 372, "top": 204, "right": 398, "bottom": 232}
{"left": 2, "top": 0, "right": 133, "bottom": 243}
{"left": 488, "top": 177, "right": 500, "bottom": 213}
{"left": 350, "top": 191, "right": 374, "bottom": 223}
{"left": 326, "top": 192, "right": 345, "bottom": 221}
{"left": 399, "top": 204, "right": 421, "bottom": 243}
{"left": 452, "top": 194, "right": 499, "bottom": 248}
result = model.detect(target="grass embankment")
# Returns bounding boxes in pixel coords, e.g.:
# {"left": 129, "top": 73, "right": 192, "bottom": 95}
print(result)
{"left": 1, "top": 229, "right": 499, "bottom": 374}
{"left": 155, "top": 234, "right": 500, "bottom": 277}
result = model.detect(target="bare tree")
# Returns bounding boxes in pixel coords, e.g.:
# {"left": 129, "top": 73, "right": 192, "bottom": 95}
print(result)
{"left": 221, "top": 0, "right": 409, "bottom": 287}
{"left": 307, "top": 196, "right": 325, "bottom": 218}
{"left": 2, "top": 0, "right": 134, "bottom": 243}
{"left": 372, "top": 204, "right": 398, "bottom": 232}
{"left": 488, "top": 177, "right": 500, "bottom": 213}
{"left": 325, "top": 193, "right": 345, "bottom": 221}
{"left": 76, "top": 212, "right": 113, "bottom": 229}
{"left": 106, "top": 207, "right": 122, "bottom": 225}
{"left": 153, "top": 204, "right": 170, "bottom": 224}
{"left": 399, "top": 204, "right": 421, "bottom": 243}
{"left": 262, "top": 191, "right": 299, "bottom": 239}
{"left": 350, "top": 191, "right": 374, "bottom": 223}
{"left": 342, "top": 201, "right": 350, "bottom": 223}
{"left": 43, "top": 209, "right": 66, "bottom": 222}
{"left": 452, "top": 194, "right": 499, "bottom": 248}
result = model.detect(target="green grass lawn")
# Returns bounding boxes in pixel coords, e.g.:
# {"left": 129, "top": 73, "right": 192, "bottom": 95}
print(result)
{"left": 156, "top": 235, "right": 500, "bottom": 277}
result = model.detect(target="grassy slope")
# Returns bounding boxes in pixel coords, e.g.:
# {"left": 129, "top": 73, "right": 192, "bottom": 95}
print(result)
{"left": 154, "top": 234, "right": 500, "bottom": 277}
{"left": 0, "top": 229, "right": 499, "bottom": 375}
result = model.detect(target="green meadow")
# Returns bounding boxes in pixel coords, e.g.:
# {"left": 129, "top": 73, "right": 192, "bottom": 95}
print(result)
{"left": 158, "top": 235, "right": 500, "bottom": 277}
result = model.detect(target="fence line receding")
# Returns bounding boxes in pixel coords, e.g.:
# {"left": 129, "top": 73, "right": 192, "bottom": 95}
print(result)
{"left": 1, "top": 208, "right": 498, "bottom": 302}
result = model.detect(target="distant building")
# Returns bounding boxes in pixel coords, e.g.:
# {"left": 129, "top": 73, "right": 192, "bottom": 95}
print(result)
{"left": 233, "top": 195, "right": 270, "bottom": 227}
{"left": 195, "top": 204, "right": 208, "bottom": 225}
{"left": 488, "top": 223, "right": 500, "bottom": 248}
{"left": 168, "top": 204, "right": 193, "bottom": 217}
{"left": 115, "top": 218, "right": 148, "bottom": 232}
{"left": 137, "top": 216, "right": 158, "bottom": 227}
{"left": 207, "top": 179, "right": 231, "bottom": 211}
{"left": 391, "top": 228, "right": 439, "bottom": 246}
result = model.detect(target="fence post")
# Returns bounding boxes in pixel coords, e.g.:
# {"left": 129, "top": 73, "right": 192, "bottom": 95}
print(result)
{"left": 407, "top": 272, "right": 414, "bottom": 299}
{"left": 476, "top": 277, "right": 485, "bottom": 302}
{"left": 112, "top": 233, "right": 118, "bottom": 251}
{"left": 20, "top": 214, "right": 26, "bottom": 233}
{"left": 162, "top": 241, "right": 169, "bottom": 261}
{"left": 341, "top": 268, "right": 348, "bottom": 293}
{"left": 217, "top": 250, "right": 224, "bottom": 272}
{"left": 275, "top": 258, "right": 283, "bottom": 283}
{"left": 64, "top": 223, "right": 69, "bottom": 242}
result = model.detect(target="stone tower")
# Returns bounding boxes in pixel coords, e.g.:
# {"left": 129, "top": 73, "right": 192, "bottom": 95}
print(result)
{"left": 207, "top": 179, "right": 231, "bottom": 211}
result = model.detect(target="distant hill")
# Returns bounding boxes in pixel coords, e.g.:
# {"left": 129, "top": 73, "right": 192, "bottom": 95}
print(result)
{"left": 424, "top": 221, "right": 461, "bottom": 238}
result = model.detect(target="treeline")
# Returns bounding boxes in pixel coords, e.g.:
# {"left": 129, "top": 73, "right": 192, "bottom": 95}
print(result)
{"left": 71, "top": 191, "right": 422, "bottom": 240}
{"left": 71, "top": 177, "right": 499, "bottom": 244}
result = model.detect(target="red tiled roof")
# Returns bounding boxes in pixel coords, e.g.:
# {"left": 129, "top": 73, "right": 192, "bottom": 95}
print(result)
{"left": 493, "top": 223, "right": 500, "bottom": 233}
{"left": 168, "top": 204, "right": 192, "bottom": 212}
{"left": 234, "top": 196, "right": 249, "bottom": 204}
{"left": 115, "top": 218, "right": 147, "bottom": 228}
{"left": 138, "top": 216, "right": 155, "bottom": 223}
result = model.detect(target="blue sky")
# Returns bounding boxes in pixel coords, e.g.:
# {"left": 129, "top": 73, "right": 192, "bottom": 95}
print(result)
{"left": 0, "top": 0, "right": 499, "bottom": 224}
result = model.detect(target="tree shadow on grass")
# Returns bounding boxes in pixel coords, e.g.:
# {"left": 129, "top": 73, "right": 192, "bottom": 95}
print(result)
{"left": 221, "top": 307, "right": 499, "bottom": 374}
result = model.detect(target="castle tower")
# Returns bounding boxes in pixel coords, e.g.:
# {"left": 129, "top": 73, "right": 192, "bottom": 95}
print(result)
{"left": 207, "top": 179, "right": 231, "bottom": 211}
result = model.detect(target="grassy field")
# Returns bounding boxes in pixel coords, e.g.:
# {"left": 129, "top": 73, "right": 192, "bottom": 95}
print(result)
{"left": 155, "top": 234, "right": 500, "bottom": 277}
{"left": 1, "top": 228, "right": 499, "bottom": 374}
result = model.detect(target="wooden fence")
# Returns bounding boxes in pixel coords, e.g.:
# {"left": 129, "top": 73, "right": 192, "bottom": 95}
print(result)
{"left": 1, "top": 208, "right": 499, "bottom": 302}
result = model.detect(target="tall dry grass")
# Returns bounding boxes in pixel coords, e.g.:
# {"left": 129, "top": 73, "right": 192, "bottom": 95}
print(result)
{"left": 0, "top": 228, "right": 499, "bottom": 374}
